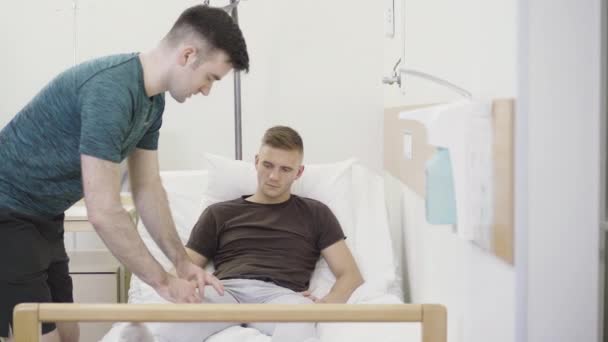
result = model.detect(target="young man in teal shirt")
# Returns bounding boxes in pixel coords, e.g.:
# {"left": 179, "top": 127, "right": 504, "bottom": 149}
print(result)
{"left": 0, "top": 5, "right": 249, "bottom": 341}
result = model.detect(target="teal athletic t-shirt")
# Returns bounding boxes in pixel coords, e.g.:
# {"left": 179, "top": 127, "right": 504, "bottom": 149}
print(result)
{"left": 0, "top": 53, "right": 165, "bottom": 216}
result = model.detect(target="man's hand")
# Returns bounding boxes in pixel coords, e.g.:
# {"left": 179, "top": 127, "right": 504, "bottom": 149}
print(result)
{"left": 154, "top": 274, "right": 201, "bottom": 303}
{"left": 300, "top": 290, "right": 326, "bottom": 303}
{"left": 176, "top": 260, "right": 224, "bottom": 298}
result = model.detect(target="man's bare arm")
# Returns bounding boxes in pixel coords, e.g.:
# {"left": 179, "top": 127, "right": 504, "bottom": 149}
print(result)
{"left": 127, "top": 149, "right": 188, "bottom": 269}
{"left": 317, "top": 240, "right": 364, "bottom": 303}
{"left": 81, "top": 154, "right": 199, "bottom": 303}
{"left": 128, "top": 148, "right": 223, "bottom": 296}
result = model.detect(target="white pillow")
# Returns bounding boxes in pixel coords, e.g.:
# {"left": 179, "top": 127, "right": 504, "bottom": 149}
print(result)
{"left": 202, "top": 153, "right": 357, "bottom": 296}
{"left": 134, "top": 170, "right": 209, "bottom": 271}
{"left": 201, "top": 154, "right": 398, "bottom": 295}
{"left": 130, "top": 156, "right": 398, "bottom": 306}
{"left": 202, "top": 153, "right": 256, "bottom": 202}
{"left": 202, "top": 153, "right": 357, "bottom": 239}
{"left": 158, "top": 170, "right": 210, "bottom": 242}
{"left": 350, "top": 165, "right": 397, "bottom": 294}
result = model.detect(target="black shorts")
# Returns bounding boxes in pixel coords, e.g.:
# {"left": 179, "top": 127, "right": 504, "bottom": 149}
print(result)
{"left": 0, "top": 209, "right": 73, "bottom": 337}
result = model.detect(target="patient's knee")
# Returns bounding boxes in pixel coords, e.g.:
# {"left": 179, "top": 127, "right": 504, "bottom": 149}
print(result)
{"left": 271, "top": 322, "right": 318, "bottom": 342}
{"left": 56, "top": 322, "right": 78, "bottom": 342}
{"left": 118, "top": 323, "right": 155, "bottom": 342}
{"left": 146, "top": 322, "right": 238, "bottom": 342}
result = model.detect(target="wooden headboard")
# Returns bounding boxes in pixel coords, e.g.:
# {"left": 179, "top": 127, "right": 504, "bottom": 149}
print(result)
{"left": 383, "top": 104, "right": 438, "bottom": 198}
{"left": 383, "top": 99, "right": 515, "bottom": 265}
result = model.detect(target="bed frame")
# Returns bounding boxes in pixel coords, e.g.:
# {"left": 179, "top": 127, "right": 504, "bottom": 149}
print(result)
{"left": 13, "top": 303, "right": 446, "bottom": 342}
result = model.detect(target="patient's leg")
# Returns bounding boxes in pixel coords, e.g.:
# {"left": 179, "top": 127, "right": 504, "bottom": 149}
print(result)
{"left": 56, "top": 322, "right": 78, "bottom": 342}
{"left": 249, "top": 292, "right": 319, "bottom": 342}
{"left": 145, "top": 285, "right": 240, "bottom": 342}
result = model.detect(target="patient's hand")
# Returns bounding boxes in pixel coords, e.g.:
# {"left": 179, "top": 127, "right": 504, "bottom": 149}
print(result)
{"left": 155, "top": 274, "right": 200, "bottom": 303}
{"left": 300, "top": 290, "right": 325, "bottom": 303}
{"left": 175, "top": 260, "right": 224, "bottom": 299}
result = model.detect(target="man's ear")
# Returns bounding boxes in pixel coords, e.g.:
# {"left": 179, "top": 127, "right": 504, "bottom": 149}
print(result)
{"left": 178, "top": 45, "right": 197, "bottom": 67}
{"left": 254, "top": 155, "right": 259, "bottom": 167}
{"left": 295, "top": 165, "right": 305, "bottom": 179}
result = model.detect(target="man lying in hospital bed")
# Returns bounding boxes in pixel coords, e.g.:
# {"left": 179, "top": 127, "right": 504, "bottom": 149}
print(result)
{"left": 142, "top": 126, "right": 363, "bottom": 342}
{"left": 103, "top": 131, "right": 419, "bottom": 341}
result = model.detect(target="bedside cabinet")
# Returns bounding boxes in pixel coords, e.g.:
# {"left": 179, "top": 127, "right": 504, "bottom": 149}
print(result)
{"left": 64, "top": 195, "right": 138, "bottom": 233}
{"left": 68, "top": 250, "right": 126, "bottom": 342}
{"left": 63, "top": 196, "right": 135, "bottom": 342}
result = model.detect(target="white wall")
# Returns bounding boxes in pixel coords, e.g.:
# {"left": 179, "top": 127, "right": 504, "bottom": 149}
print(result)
{"left": 0, "top": 0, "right": 384, "bottom": 251}
{"left": 393, "top": 182, "right": 514, "bottom": 342}
{"left": 0, "top": 0, "right": 383, "bottom": 171}
{"left": 0, "top": 1, "right": 75, "bottom": 128}
{"left": 384, "top": 0, "right": 516, "bottom": 107}
{"left": 383, "top": 1, "right": 517, "bottom": 342}
{"left": 518, "top": 1, "right": 602, "bottom": 341}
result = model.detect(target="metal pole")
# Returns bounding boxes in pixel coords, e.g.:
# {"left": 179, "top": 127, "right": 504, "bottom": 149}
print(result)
{"left": 231, "top": 1, "right": 243, "bottom": 160}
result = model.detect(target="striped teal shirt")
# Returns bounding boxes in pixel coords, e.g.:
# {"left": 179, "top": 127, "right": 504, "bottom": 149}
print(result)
{"left": 0, "top": 53, "right": 164, "bottom": 216}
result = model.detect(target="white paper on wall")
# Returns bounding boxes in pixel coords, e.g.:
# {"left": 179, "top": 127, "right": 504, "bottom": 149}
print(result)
{"left": 399, "top": 100, "right": 494, "bottom": 245}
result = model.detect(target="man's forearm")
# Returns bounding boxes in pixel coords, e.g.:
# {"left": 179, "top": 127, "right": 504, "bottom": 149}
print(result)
{"left": 132, "top": 183, "right": 188, "bottom": 268}
{"left": 321, "top": 274, "right": 364, "bottom": 303}
{"left": 91, "top": 207, "right": 168, "bottom": 288}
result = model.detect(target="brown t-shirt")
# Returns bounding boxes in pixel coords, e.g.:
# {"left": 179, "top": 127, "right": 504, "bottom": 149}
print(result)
{"left": 186, "top": 195, "right": 345, "bottom": 292}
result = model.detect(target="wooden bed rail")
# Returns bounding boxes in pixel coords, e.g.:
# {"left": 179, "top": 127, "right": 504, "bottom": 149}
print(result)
{"left": 14, "top": 303, "right": 446, "bottom": 342}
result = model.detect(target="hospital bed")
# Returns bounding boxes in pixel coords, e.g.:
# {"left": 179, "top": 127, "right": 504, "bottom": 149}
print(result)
{"left": 13, "top": 154, "right": 446, "bottom": 342}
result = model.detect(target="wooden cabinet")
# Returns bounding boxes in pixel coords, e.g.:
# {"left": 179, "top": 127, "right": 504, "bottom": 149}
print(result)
{"left": 64, "top": 196, "right": 137, "bottom": 233}
{"left": 63, "top": 196, "right": 135, "bottom": 341}
{"left": 68, "top": 250, "right": 126, "bottom": 342}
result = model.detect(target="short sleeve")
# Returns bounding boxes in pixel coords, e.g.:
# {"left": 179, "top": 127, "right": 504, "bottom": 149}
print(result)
{"left": 316, "top": 203, "right": 346, "bottom": 251}
{"left": 136, "top": 114, "right": 162, "bottom": 150}
{"left": 186, "top": 207, "right": 219, "bottom": 259}
{"left": 78, "top": 79, "right": 132, "bottom": 163}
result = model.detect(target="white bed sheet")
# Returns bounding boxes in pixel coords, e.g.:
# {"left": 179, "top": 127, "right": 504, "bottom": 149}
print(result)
{"left": 101, "top": 286, "right": 419, "bottom": 342}
{"left": 100, "top": 161, "right": 420, "bottom": 342}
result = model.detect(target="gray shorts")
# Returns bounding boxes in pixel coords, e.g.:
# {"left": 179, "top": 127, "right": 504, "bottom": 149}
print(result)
{"left": 145, "top": 278, "right": 318, "bottom": 342}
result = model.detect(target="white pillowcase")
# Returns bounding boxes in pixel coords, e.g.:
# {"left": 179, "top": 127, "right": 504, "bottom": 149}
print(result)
{"left": 159, "top": 170, "right": 210, "bottom": 241}
{"left": 202, "top": 153, "right": 358, "bottom": 297}
{"left": 202, "top": 153, "right": 357, "bottom": 240}
{"left": 130, "top": 155, "right": 398, "bottom": 304}
{"left": 200, "top": 153, "right": 399, "bottom": 297}
{"left": 133, "top": 170, "right": 209, "bottom": 272}
{"left": 349, "top": 164, "right": 397, "bottom": 295}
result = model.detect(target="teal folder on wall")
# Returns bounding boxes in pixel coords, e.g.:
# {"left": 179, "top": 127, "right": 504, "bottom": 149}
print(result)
{"left": 425, "top": 147, "right": 457, "bottom": 225}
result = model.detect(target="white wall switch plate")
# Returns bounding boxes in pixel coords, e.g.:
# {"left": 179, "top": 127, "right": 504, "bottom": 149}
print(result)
{"left": 385, "top": 0, "right": 395, "bottom": 38}
{"left": 403, "top": 131, "right": 413, "bottom": 160}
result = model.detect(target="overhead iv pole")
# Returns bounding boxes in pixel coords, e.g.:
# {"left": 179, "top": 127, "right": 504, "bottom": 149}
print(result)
{"left": 204, "top": 0, "right": 243, "bottom": 160}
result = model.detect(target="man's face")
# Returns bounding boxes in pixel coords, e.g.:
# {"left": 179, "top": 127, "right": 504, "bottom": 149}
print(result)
{"left": 168, "top": 47, "right": 233, "bottom": 103}
{"left": 254, "top": 145, "right": 304, "bottom": 202}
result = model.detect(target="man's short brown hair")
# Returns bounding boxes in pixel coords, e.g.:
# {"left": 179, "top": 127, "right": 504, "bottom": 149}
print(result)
{"left": 166, "top": 5, "right": 249, "bottom": 72}
{"left": 261, "top": 126, "right": 303, "bottom": 154}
